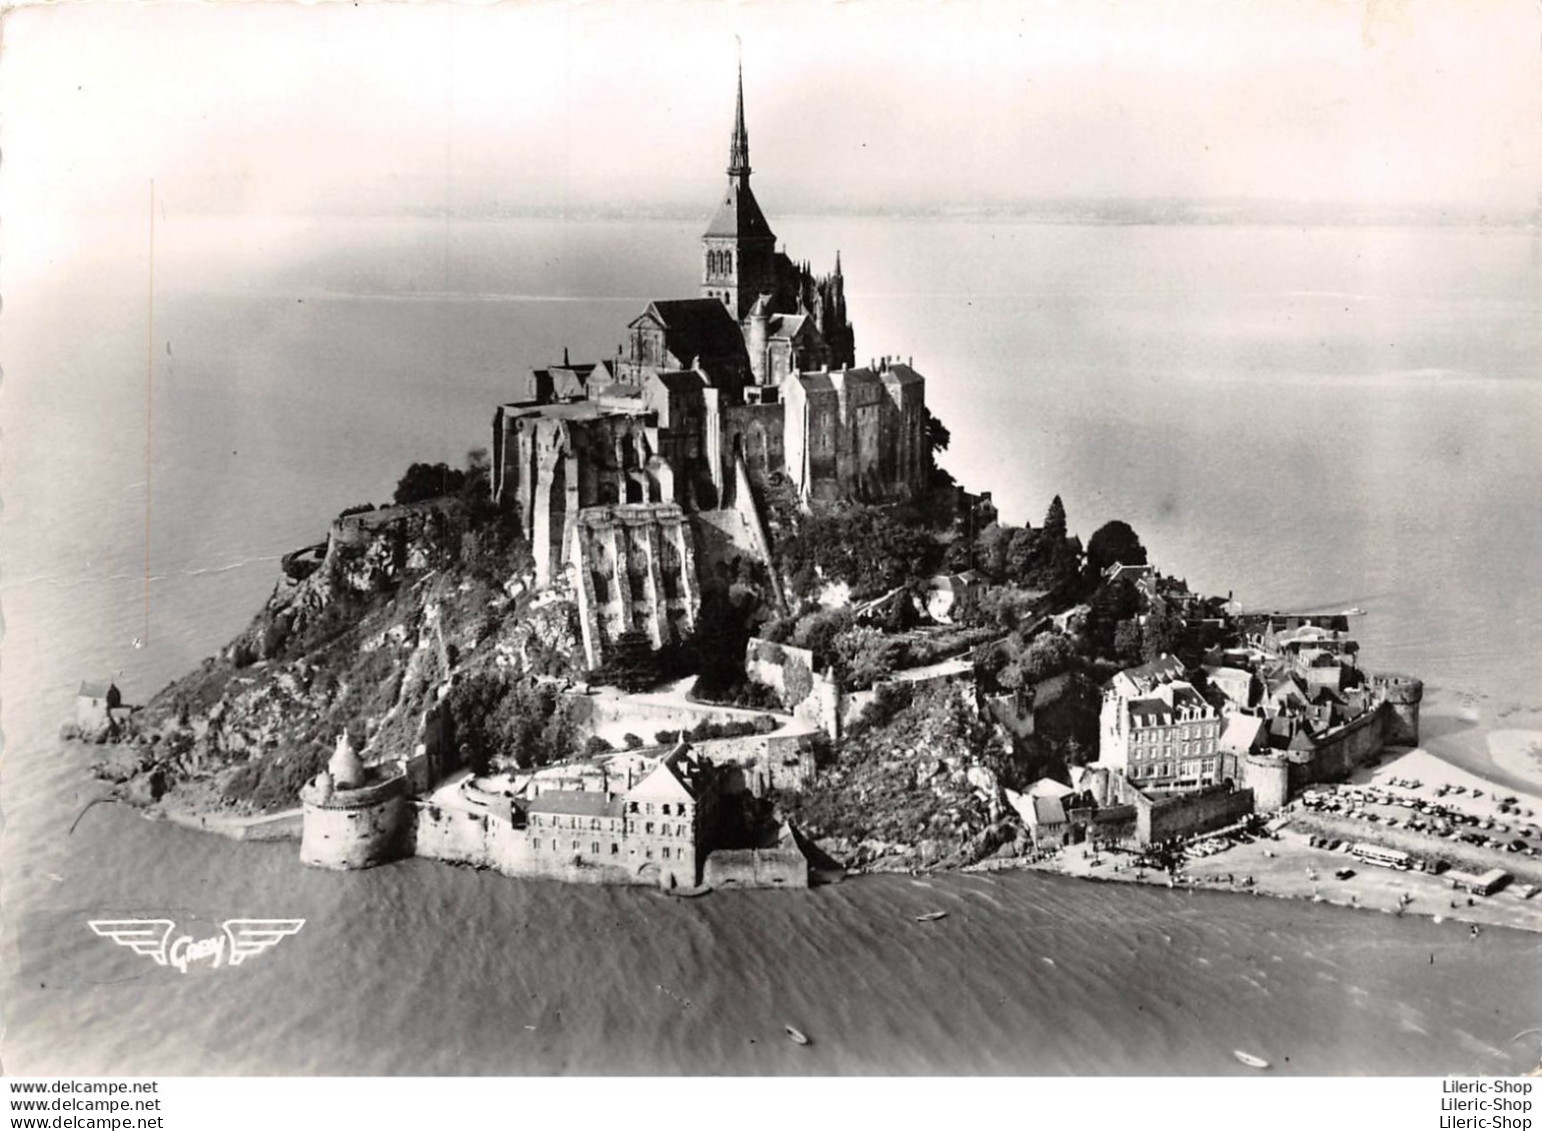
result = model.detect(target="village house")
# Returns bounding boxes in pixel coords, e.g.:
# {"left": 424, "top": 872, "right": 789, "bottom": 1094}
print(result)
{"left": 1099, "top": 656, "right": 1222, "bottom": 792}
{"left": 75, "top": 680, "right": 123, "bottom": 731}
{"left": 923, "top": 570, "right": 987, "bottom": 623}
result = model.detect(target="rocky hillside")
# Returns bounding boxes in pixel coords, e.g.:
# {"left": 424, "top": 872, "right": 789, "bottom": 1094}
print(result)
{"left": 781, "top": 681, "right": 1026, "bottom": 872}
{"left": 93, "top": 495, "right": 586, "bottom": 815}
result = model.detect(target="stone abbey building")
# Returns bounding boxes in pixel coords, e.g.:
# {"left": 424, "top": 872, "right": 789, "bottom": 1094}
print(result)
{"left": 492, "top": 65, "right": 932, "bottom": 670}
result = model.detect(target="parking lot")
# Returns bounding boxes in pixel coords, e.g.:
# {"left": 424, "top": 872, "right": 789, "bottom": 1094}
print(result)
{"left": 1296, "top": 775, "right": 1542, "bottom": 861}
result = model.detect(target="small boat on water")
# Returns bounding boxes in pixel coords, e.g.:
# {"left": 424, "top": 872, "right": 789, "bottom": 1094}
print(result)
{"left": 915, "top": 911, "right": 948, "bottom": 922}
{"left": 784, "top": 1025, "right": 809, "bottom": 1046}
{"left": 1233, "top": 1050, "right": 1271, "bottom": 1070}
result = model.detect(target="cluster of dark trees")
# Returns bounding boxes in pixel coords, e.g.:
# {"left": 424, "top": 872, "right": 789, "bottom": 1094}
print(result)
{"left": 964, "top": 499, "right": 1151, "bottom": 600}
{"left": 445, "top": 673, "right": 580, "bottom": 773}
{"left": 392, "top": 449, "right": 496, "bottom": 511}
{"left": 968, "top": 495, "right": 1081, "bottom": 591}
{"left": 776, "top": 503, "right": 937, "bottom": 600}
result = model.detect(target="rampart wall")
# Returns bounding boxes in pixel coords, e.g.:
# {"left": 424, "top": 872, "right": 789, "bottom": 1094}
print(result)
{"left": 703, "top": 847, "right": 809, "bottom": 888}
{"left": 1136, "top": 784, "right": 1255, "bottom": 847}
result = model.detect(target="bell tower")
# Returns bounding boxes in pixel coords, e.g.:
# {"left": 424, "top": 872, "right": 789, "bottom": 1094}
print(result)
{"left": 701, "top": 58, "right": 776, "bottom": 321}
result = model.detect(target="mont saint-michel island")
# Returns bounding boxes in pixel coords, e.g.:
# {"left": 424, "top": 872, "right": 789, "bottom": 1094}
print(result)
{"left": 76, "top": 68, "right": 1542, "bottom": 939}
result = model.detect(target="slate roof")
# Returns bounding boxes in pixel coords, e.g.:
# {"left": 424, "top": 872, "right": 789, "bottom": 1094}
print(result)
{"left": 794, "top": 372, "right": 838, "bottom": 395}
{"left": 703, "top": 179, "right": 775, "bottom": 241}
{"left": 878, "top": 362, "right": 924, "bottom": 387}
{"left": 642, "top": 299, "right": 749, "bottom": 365}
{"left": 1128, "top": 697, "right": 1173, "bottom": 727}
{"left": 1127, "top": 654, "right": 1187, "bottom": 685}
{"left": 767, "top": 313, "right": 809, "bottom": 340}
{"left": 526, "top": 792, "right": 625, "bottom": 818}
{"left": 649, "top": 370, "right": 708, "bottom": 394}
{"left": 1032, "top": 796, "right": 1068, "bottom": 827}
{"left": 1218, "top": 714, "right": 1265, "bottom": 754}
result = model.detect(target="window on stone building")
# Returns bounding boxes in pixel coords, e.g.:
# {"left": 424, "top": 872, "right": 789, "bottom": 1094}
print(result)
{"left": 661, "top": 803, "right": 671, "bottom": 816}
{"left": 662, "top": 847, "right": 671, "bottom": 860}
{"left": 628, "top": 802, "right": 639, "bottom": 813}
{"left": 646, "top": 822, "right": 654, "bottom": 834}
{"left": 591, "top": 843, "right": 599, "bottom": 855}
{"left": 611, "top": 843, "right": 620, "bottom": 855}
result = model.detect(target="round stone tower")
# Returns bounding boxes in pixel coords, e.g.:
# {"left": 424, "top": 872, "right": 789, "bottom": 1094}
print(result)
{"left": 300, "top": 736, "right": 411, "bottom": 869}
{"left": 1241, "top": 753, "right": 1291, "bottom": 813}
{"left": 1376, "top": 674, "right": 1424, "bottom": 747}
{"left": 747, "top": 295, "right": 770, "bottom": 385}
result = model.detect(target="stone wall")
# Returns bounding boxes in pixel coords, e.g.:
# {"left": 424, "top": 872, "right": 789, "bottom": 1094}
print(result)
{"left": 576, "top": 693, "right": 758, "bottom": 746}
{"left": 1240, "top": 754, "right": 1291, "bottom": 813}
{"left": 721, "top": 402, "right": 786, "bottom": 490}
{"left": 744, "top": 637, "right": 840, "bottom": 739}
{"left": 409, "top": 801, "right": 694, "bottom": 888}
{"left": 325, "top": 502, "right": 452, "bottom": 594}
{"left": 692, "top": 730, "right": 817, "bottom": 795}
{"left": 1309, "top": 706, "right": 1387, "bottom": 781}
{"left": 299, "top": 772, "right": 412, "bottom": 870}
{"left": 703, "top": 847, "right": 809, "bottom": 889}
{"left": 1374, "top": 673, "right": 1424, "bottom": 747}
{"left": 570, "top": 502, "right": 700, "bottom": 670}
{"left": 1136, "top": 783, "right": 1255, "bottom": 847}
{"left": 1088, "top": 804, "right": 1137, "bottom": 844}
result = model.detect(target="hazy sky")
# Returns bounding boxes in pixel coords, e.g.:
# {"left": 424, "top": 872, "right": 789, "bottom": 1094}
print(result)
{"left": 3, "top": 0, "right": 1539, "bottom": 219}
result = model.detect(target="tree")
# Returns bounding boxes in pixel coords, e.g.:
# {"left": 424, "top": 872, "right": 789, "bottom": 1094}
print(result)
{"left": 394, "top": 462, "right": 467, "bottom": 506}
{"left": 599, "top": 630, "right": 660, "bottom": 693}
{"left": 1021, "top": 632, "right": 1078, "bottom": 683}
{"left": 831, "top": 627, "right": 906, "bottom": 690}
{"left": 1141, "top": 606, "right": 1181, "bottom": 663}
{"left": 926, "top": 410, "right": 952, "bottom": 457}
{"left": 790, "top": 608, "right": 854, "bottom": 663}
{"left": 1084, "top": 578, "right": 1141, "bottom": 658}
{"left": 975, "top": 523, "right": 1016, "bottom": 580}
{"left": 1086, "top": 520, "right": 1148, "bottom": 577}
{"left": 1005, "top": 527, "right": 1039, "bottom": 583}
{"left": 1113, "top": 619, "right": 1144, "bottom": 664}
{"left": 1041, "top": 495, "right": 1068, "bottom": 545}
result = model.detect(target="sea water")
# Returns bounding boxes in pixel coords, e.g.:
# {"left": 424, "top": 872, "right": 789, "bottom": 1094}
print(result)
{"left": 3, "top": 214, "right": 1540, "bottom": 1073}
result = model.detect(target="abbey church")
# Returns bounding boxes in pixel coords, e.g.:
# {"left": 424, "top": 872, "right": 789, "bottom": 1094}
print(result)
{"left": 491, "top": 65, "right": 932, "bottom": 671}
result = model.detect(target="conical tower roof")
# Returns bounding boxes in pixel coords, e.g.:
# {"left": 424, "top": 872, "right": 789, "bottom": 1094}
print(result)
{"left": 704, "top": 57, "right": 774, "bottom": 244}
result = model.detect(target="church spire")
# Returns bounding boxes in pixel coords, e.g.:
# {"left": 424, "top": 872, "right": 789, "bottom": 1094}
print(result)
{"left": 728, "top": 52, "right": 750, "bottom": 178}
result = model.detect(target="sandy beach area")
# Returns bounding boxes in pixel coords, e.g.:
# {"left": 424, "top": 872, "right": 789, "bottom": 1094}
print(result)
{"left": 1488, "top": 730, "right": 1542, "bottom": 791}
